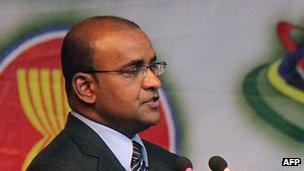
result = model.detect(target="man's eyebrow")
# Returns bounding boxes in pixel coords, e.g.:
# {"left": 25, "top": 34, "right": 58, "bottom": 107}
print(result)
{"left": 120, "top": 55, "right": 157, "bottom": 68}
{"left": 120, "top": 59, "right": 144, "bottom": 68}
{"left": 150, "top": 55, "right": 157, "bottom": 63}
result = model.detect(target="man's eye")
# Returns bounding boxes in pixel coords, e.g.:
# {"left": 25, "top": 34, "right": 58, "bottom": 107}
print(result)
{"left": 150, "top": 63, "right": 158, "bottom": 70}
{"left": 122, "top": 66, "right": 143, "bottom": 76}
{"left": 130, "top": 66, "right": 143, "bottom": 74}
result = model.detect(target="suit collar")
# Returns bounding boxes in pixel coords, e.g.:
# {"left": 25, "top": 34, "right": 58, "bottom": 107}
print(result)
{"left": 70, "top": 111, "right": 149, "bottom": 168}
{"left": 65, "top": 114, "right": 125, "bottom": 171}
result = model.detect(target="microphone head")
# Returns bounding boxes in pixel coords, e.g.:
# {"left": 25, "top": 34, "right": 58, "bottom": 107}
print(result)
{"left": 208, "top": 155, "right": 228, "bottom": 171}
{"left": 176, "top": 156, "right": 193, "bottom": 171}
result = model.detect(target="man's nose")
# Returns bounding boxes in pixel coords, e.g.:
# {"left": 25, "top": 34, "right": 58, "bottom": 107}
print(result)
{"left": 142, "top": 69, "right": 161, "bottom": 90}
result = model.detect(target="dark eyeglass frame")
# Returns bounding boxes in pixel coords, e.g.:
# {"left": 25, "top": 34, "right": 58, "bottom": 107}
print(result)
{"left": 78, "top": 61, "right": 167, "bottom": 77}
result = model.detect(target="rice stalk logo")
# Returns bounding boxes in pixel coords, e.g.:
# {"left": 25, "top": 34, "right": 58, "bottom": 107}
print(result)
{"left": 243, "top": 21, "right": 304, "bottom": 142}
{"left": 0, "top": 25, "right": 180, "bottom": 170}
{"left": 17, "top": 68, "right": 70, "bottom": 169}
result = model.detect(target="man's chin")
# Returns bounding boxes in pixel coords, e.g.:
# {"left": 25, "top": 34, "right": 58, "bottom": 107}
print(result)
{"left": 141, "top": 113, "right": 160, "bottom": 127}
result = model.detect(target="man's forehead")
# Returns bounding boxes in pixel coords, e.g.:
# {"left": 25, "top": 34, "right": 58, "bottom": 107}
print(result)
{"left": 94, "top": 29, "right": 148, "bottom": 46}
{"left": 91, "top": 29, "right": 155, "bottom": 68}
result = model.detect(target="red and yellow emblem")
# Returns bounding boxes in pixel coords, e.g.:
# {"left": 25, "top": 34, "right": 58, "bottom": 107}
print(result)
{"left": 0, "top": 26, "right": 178, "bottom": 170}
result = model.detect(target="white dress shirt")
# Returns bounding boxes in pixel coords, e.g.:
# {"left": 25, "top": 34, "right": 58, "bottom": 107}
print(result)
{"left": 71, "top": 111, "right": 149, "bottom": 171}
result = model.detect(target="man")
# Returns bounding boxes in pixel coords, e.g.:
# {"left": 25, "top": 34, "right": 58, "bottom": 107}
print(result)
{"left": 27, "top": 16, "right": 191, "bottom": 171}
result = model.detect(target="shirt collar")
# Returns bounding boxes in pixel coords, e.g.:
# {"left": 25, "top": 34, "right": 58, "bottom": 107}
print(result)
{"left": 71, "top": 111, "right": 148, "bottom": 170}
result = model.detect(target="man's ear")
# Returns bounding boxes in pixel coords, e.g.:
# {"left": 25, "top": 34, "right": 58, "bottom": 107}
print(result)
{"left": 72, "top": 73, "right": 97, "bottom": 104}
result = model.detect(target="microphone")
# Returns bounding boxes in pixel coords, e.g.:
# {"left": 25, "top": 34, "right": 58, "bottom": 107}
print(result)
{"left": 208, "top": 155, "right": 230, "bottom": 171}
{"left": 176, "top": 156, "right": 193, "bottom": 171}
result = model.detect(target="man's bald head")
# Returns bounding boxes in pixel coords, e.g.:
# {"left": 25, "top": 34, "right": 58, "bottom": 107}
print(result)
{"left": 61, "top": 16, "right": 140, "bottom": 95}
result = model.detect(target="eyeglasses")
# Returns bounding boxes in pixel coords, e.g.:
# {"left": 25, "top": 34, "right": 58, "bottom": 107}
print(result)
{"left": 80, "top": 61, "right": 167, "bottom": 78}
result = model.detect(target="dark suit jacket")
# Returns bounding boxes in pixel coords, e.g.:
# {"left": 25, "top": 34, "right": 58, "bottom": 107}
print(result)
{"left": 27, "top": 114, "right": 181, "bottom": 171}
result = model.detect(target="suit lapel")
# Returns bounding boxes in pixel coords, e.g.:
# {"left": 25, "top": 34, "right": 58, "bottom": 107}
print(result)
{"left": 144, "top": 141, "right": 177, "bottom": 171}
{"left": 65, "top": 114, "right": 125, "bottom": 171}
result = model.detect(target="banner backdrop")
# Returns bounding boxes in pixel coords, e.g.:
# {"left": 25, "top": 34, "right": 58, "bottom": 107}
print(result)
{"left": 1, "top": 0, "right": 304, "bottom": 170}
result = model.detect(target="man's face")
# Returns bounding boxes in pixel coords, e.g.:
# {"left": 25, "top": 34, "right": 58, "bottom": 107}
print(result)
{"left": 92, "top": 29, "right": 161, "bottom": 136}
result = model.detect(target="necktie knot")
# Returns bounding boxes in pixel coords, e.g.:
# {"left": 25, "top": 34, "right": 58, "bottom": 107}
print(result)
{"left": 131, "top": 141, "right": 147, "bottom": 171}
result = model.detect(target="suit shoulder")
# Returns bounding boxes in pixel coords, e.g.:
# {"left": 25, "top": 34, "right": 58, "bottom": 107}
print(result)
{"left": 27, "top": 130, "right": 97, "bottom": 170}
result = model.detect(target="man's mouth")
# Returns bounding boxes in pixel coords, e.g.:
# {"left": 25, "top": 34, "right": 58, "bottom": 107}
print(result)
{"left": 143, "top": 95, "right": 160, "bottom": 108}
{"left": 152, "top": 95, "right": 159, "bottom": 102}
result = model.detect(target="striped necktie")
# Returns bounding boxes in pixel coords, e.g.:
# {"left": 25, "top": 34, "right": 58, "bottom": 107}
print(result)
{"left": 131, "top": 141, "right": 147, "bottom": 171}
